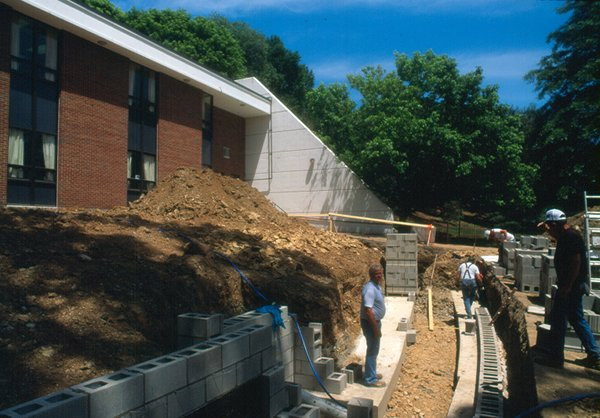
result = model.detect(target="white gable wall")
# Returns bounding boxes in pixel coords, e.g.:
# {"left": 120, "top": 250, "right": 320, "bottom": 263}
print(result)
{"left": 237, "top": 77, "right": 394, "bottom": 235}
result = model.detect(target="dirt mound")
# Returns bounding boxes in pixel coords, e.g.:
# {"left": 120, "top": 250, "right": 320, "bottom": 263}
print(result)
{"left": 0, "top": 167, "right": 383, "bottom": 408}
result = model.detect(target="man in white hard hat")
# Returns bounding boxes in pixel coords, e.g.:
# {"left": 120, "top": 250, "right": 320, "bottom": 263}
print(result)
{"left": 534, "top": 209, "right": 600, "bottom": 370}
{"left": 484, "top": 228, "right": 515, "bottom": 243}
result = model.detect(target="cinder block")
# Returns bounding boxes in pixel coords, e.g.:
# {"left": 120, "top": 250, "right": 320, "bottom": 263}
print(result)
{"left": 464, "top": 319, "right": 477, "bottom": 335}
{"left": 397, "top": 317, "right": 409, "bottom": 331}
{"left": 237, "top": 353, "right": 262, "bottom": 386}
{"left": 289, "top": 404, "right": 320, "bottom": 418}
{"left": 71, "top": 370, "right": 143, "bottom": 418}
{"left": 264, "top": 387, "right": 290, "bottom": 418}
{"left": 337, "top": 369, "right": 353, "bottom": 387}
{"left": 284, "top": 359, "right": 294, "bottom": 381}
{"left": 347, "top": 397, "right": 373, "bottom": 418}
{"left": 286, "top": 382, "right": 302, "bottom": 407}
{"left": 128, "top": 355, "right": 186, "bottom": 402}
{"left": 223, "top": 316, "right": 249, "bottom": 333}
{"left": 262, "top": 345, "right": 277, "bottom": 371}
{"left": 260, "top": 365, "right": 286, "bottom": 397}
{"left": 205, "top": 366, "right": 236, "bottom": 402}
{"left": 294, "top": 343, "right": 321, "bottom": 360}
{"left": 177, "top": 313, "right": 223, "bottom": 338}
{"left": 173, "top": 342, "right": 221, "bottom": 383}
{"left": 240, "top": 324, "right": 273, "bottom": 354}
{"left": 313, "top": 357, "right": 334, "bottom": 379}
{"left": 209, "top": 332, "right": 250, "bottom": 368}
{"left": 275, "top": 332, "right": 295, "bottom": 352}
{"left": 407, "top": 291, "right": 416, "bottom": 301}
{"left": 296, "top": 326, "right": 322, "bottom": 348}
{"left": 167, "top": 379, "right": 206, "bottom": 418}
{"left": 0, "top": 389, "right": 88, "bottom": 418}
{"left": 323, "top": 372, "right": 346, "bottom": 394}
{"left": 276, "top": 347, "right": 293, "bottom": 364}
{"left": 293, "top": 373, "right": 317, "bottom": 390}
{"left": 407, "top": 329, "right": 417, "bottom": 345}
{"left": 294, "top": 359, "right": 312, "bottom": 376}
{"left": 125, "top": 396, "right": 167, "bottom": 418}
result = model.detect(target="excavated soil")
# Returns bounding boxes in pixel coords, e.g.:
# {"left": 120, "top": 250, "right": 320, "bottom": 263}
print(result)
{"left": 0, "top": 167, "right": 382, "bottom": 409}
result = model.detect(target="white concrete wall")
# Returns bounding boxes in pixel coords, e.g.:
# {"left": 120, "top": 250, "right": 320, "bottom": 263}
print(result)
{"left": 237, "top": 77, "right": 394, "bottom": 235}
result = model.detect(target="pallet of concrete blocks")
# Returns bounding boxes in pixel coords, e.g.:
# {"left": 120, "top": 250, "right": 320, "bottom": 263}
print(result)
{"left": 515, "top": 254, "right": 542, "bottom": 293}
{"left": 538, "top": 254, "right": 557, "bottom": 299}
{"left": 385, "top": 233, "right": 418, "bottom": 295}
{"left": 531, "top": 235, "right": 550, "bottom": 250}
{"left": 177, "top": 312, "right": 224, "bottom": 348}
{"left": 583, "top": 294, "right": 600, "bottom": 333}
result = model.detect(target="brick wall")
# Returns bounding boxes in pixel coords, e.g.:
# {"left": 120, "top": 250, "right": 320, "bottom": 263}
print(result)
{"left": 0, "top": 6, "right": 10, "bottom": 205}
{"left": 157, "top": 75, "right": 203, "bottom": 181}
{"left": 58, "top": 33, "right": 129, "bottom": 208}
{"left": 212, "top": 107, "right": 245, "bottom": 179}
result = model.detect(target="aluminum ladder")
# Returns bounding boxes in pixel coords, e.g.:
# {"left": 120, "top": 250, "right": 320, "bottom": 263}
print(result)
{"left": 584, "top": 191, "right": 600, "bottom": 294}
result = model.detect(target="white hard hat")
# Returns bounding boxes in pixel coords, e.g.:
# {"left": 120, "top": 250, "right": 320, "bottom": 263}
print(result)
{"left": 545, "top": 209, "right": 566, "bottom": 222}
{"left": 484, "top": 230, "right": 491, "bottom": 239}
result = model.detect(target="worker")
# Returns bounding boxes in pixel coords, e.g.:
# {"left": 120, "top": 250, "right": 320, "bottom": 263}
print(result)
{"left": 360, "top": 263, "right": 386, "bottom": 387}
{"left": 457, "top": 256, "right": 482, "bottom": 319}
{"left": 534, "top": 209, "right": 600, "bottom": 370}
{"left": 484, "top": 228, "right": 516, "bottom": 243}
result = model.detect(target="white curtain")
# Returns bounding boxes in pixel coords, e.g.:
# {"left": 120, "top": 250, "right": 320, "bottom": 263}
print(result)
{"left": 10, "top": 19, "right": 22, "bottom": 57}
{"left": 8, "top": 129, "right": 24, "bottom": 178}
{"left": 42, "top": 134, "right": 56, "bottom": 169}
{"left": 44, "top": 30, "right": 57, "bottom": 70}
{"left": 142, "top": 154, "right": 156, "bottom": 182}
{"left": 127, "top": 152, "right": 133, "bottom": 178}
{"left": 128, "top": 64, "right": 136, "bottom": 97}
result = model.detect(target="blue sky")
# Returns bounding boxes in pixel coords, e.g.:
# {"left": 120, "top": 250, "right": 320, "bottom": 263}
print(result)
{"left": 112, "top": 0, "right": 568, "bottom": 108}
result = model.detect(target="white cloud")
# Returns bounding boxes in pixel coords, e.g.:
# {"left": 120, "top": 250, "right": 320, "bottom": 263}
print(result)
{"left": 454, "top": 49, "right": 549, "bottom": 80}
{"left": 311, "top": 57, "right": 395, "bottom": 82}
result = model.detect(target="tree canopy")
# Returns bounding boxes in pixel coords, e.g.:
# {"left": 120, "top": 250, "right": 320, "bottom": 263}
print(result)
{"left": 307, "top": 51, "right": 537, "bottom": 216}
{"left": 525, "top": 0, "right": 600, "bottom": 209}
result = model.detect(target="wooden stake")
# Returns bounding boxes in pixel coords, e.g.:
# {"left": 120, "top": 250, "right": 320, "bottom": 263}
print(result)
{"left": 428, "top": 287, "right": 434, "bottom": 331}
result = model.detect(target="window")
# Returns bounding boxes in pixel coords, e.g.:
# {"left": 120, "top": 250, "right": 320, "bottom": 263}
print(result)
{"left": 7, "top": 14, "right": 58, "bottom": 206}
{"left": 127, "top": 63, "right": 157, "bottom": 201}
{"left": 202, "top": 94, "right": 213, "bottom": 167}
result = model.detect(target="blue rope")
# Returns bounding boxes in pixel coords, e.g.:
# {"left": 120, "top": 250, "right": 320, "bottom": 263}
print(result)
{"left": 514, "top": 392, "right": 600, "bottom": 417}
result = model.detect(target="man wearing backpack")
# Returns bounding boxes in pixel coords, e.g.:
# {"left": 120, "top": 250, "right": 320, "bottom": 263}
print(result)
{"left": 457, "top": 256, "right": 483, "bottom": 319}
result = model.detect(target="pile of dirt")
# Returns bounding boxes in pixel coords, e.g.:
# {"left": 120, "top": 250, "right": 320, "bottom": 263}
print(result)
{"left": 0, "top": 167, "right": 382, "bottom": 408}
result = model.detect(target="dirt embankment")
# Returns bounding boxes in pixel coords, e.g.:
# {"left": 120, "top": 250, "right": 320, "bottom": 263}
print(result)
{"left": 0, "top": 167, "right": 382, "bottom": 408}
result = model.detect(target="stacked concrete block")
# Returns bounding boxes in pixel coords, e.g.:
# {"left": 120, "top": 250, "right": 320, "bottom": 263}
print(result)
{"left": 323, "top": 372, "right": 347, "bottom": 394}
{"left": 385, "top": 233, "right": 418, "bottom": 295}
{"left": 293, "top": 323, "right": 323, "bottom": 389}
{"left": 70, "top": 370, "right": 144, "bottom": 418}
{"left": 582, "top": 295, "right": 600, "bottom": 333}
{"left": 273, "top": 313, "right": 295, "bottom": 382}
{"left": 515, "top": 254, "right": 542, "bottom": 292}
{"left": 223, "top": 311, "right": 273, "bottom": 333}
{"left": 177, "top": 313, "right": 224, "bottom": 348}
{"left": 260, "top": 365, "right": 290, "bottom": 417}
{"left": 531, "top": 235, "right": 550, "bottom": 249}
{"left": 167, "top": 379, "right": 206, "bottom": 418}
{"left": 172, "top": 343, "right": 221, "bottom": 384}
{"left": 341, "top": 368, "right": 355, "bottom": 384}
{"left": 127, "top": 355, "right": 187, "bottom": 402}
{"left": 0, "top": 389, "right": 88, "bottom": 418}
{"left": 347, "top": 397, "right": 374, "bottom": 418}
{"left": 539, "top": 254, "right": 557, "bottom": 299}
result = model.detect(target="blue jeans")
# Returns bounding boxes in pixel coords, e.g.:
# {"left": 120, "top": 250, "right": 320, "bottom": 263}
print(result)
{"left": 361, "top": 318, "right": 381, "bottom": 384}
{"left": 461, "top": 280, "right": 477, "bottom": 319}
{"left": 548, "top": 285, "right": 600, "bottom": 362}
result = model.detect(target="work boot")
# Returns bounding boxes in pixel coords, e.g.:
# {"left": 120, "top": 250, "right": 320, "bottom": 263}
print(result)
{"left": 575, "top": 356, "right": 600, "bottom": 370}
{"left": 365, "top": 380, "right": 386, "bottom": 388}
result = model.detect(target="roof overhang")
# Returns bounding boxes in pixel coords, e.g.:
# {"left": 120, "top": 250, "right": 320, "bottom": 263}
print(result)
{"left": 1, "top": 0, "right": 271, "bottom": 118}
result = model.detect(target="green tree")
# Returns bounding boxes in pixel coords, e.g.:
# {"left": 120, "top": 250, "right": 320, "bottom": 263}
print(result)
{"left": 78, "top": 0, "right": 126, "bottom": 21}
{"left": 308, "top": 51, "right": 537, "bottom": 215}
{"left": 124, "top": 9, "right": 245, "bottom": 78}
{"left": 525, "top": 0, "right": 600, "bottom": 209}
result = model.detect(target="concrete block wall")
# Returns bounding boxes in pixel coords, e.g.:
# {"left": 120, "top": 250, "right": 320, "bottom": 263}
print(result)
{"left": 1, "top": 307, "right": 293, "bottom": 418}
{"left": 499, "top": 238, "right": 550, "bottom": 272}
{"left": 385, "top": 233, "right": 418, "bottom": 295}
{"left": 515, "top": 254, "right": 542, "bottom": 293}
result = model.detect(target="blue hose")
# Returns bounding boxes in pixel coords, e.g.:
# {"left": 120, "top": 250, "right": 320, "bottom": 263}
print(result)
{"left": 514, "top": 392, "right": 600, "bottom": 417}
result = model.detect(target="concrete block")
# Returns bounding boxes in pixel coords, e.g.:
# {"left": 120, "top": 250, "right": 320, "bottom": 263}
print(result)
{"left": 276, "top": 347, "right": 293, "bottom": 364}
{"left": 173, "top": 343, "right": 221, "bottom": 383}
{"left": 464, "top": 319, "right": 477, "bottom": 335}
{"left": 286, "top": 383, "right": 302, "bottom": 407}
{"left": 264, "top": 387, "right": 290, "bottom": 418}
{"left": 261, "top": 365, "right": 286, "bottom": 397}
{"left": 284, "top": 359, "right": 294, "bottom": 381}
{"left": 167, "top": 379, "right": 206, "bottom": 418}
{"left": 323, "top": 372, "right": 347, "bottom": 394}
{"left": 407, "top": 329, "right": 417, "bottom": 345}
{"left": 314, "top": 357, "right": 334, "bottom": 379}
{"left": 71, "top": 370, "right": 143, "bottom": 418}
{"left": 222, "top": 316, "right": 249, "bottom": 333}
{"left": 294, "top": 359, "right": 312, "bottom": 376}
{"left": 177, "top": 313, "right": 223, "bottom": 338}
{"left": 128, "top": 355, "right": 186, "bottom": 402}
{"left": 347, "top": 397, "right": 374, "bottom": 418}
{"left": 288, "top": 404, "right": 320, "bottom": 418}
{"left": 397, "top": 317, "right": 409, "bottom": 331}
{"left": 237, "top": 353, "right": 262, "bottom": 386}
{"left": 275, "top": 332, "right": 295, "bottom": 352}
{"left": 209, "top": 332, "right": 250, "bottom": 368}
{"left": 294, "top": 343, "right": 321, "bottom": 360}
{"left": 341, "top": 368, "right": 354, "bottom": 384}
{"left": 407, "top": 291, "right": 416, "bottom": 301}
{"left": 296, "top": 325, "right": 322, "bottom": 348}
{"left": 125, "top": 397, "right": 167, "bottom": 418}
{"left": 293, "top": 373, "right": 317, "bottom": 390}
{"left": 241, "top": 324, "right": 273, "bottom": 354}
{"left": 0, "top": 388, "right": 88, "bottom": 418}
{"left": 262, "top": 345, "right": 277, "bottom": 371}
{"left": 205, "top": 366, "right": 236, "bottom": 402}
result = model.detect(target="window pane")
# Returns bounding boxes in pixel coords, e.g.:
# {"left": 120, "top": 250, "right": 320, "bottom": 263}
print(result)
{"left": 9, "top": 75, "right": 33, "bottom": 130}
{"left": 36, "top": 29, "right": 57, "bottom": 70}
{"left": 128, "top": 111, "right": 141, "bottom": 151}
{"left": 35, "top": 82, "right": 58, "bottom": 134}
{"left": 147, "top": 71, "right": 156, "bottom": 103}
{"left": 202, "top": 134, "right": 212, "bottom": 166}
{"left": 41, "top": 134, "right": 56, "bottom": 170}
{"left": 129, "top": 64, "right": 140, "bottom": 98}
{"left": 128, "top": 151, "right": 141, "bottom": 179}
{"left": 32, "top": 182, "right": 56, "bottom": 206}
{"left": 202, "top": 95, "right": 212, "bottom": 123}
{"left": 11, "top": 17, "right": 33, "bottom": 59}
{"left": 142, "top": 122, "right": 156, "bottom": 153}
{"left": 8, "top": 129, "right": 25, "bottom": 166}
{"left": 142, "top": 154, "right": 156, "bottom": 182}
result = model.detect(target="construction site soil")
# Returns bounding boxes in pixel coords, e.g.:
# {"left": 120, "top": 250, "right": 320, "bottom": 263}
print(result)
{"left": 1, "top": 167, "right": 595, "bottom": 416}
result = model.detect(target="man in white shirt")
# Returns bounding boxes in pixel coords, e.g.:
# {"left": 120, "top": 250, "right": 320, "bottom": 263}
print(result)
{"left": 360, "top": 263, "right": 386, "bottom": 387}
{"left": 484, "top": 228, "right": 515, "bottom": 243}
{"left": 457, "top": 256, "right": 482, "bottom": 319}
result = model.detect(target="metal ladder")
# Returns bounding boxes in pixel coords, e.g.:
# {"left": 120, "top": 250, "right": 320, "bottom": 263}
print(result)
{"left": 584, "top": 192, "right": 600, "bottom": 294}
